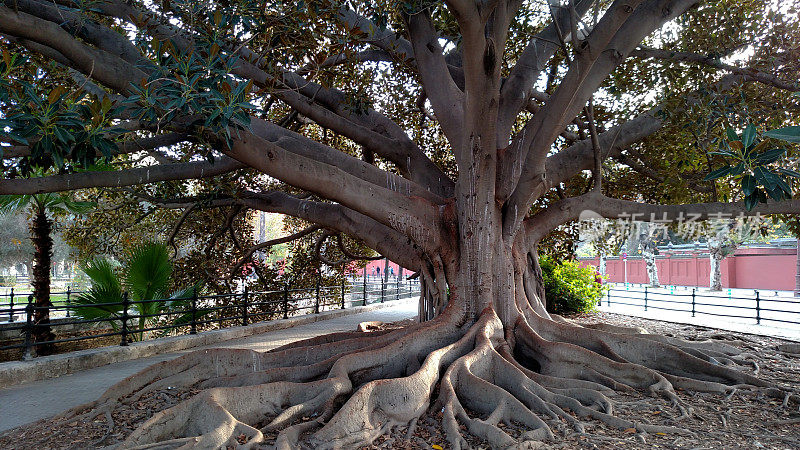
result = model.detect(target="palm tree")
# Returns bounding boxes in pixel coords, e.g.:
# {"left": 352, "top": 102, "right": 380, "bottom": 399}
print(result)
{"left": 72, "top": 242, "right": 201, "bottom": 340}
{"left": 0, "top": 194, "right": 93, "bottom": 355}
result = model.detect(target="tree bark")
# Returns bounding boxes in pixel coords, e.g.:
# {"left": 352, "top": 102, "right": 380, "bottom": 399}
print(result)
{"left": 639, "top": 223, "right": 660, "bottom": 287}
{"left": 30, "top": 208, "right": 55, "bottom": 355}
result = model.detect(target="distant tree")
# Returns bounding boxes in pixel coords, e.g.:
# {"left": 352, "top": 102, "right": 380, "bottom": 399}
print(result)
{"left": 0, "top": 211, "right": 31, "bottom": 272}
{"left": 0, "top": 194, "right": 92, "bottom": 354}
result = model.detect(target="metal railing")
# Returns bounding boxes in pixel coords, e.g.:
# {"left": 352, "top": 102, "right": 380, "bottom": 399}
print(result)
{"left": 602, "top": 284, "right": 800, "bottom": 328}
{"left": 0, "top": 277, "right": 420, "bottom": 360}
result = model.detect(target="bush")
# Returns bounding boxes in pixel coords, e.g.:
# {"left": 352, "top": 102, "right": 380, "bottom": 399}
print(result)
{"left": 0, "top": 275, "right": 16, "bottom": 287}
{"left": 540, "top": 256, "right": 606, "bottom": 315}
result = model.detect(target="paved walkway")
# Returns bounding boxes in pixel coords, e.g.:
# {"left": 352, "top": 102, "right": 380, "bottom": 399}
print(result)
{"left": 0, "top": 299, "right": 417, "bottom": 433}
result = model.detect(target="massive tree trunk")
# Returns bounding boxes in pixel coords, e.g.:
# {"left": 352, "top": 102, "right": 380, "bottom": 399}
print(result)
{"left": 30, "top": 207, "right": 56, "bottom": 355}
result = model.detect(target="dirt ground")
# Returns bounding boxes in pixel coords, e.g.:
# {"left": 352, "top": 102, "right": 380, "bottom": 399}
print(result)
{"left": 2, "top": 312, "right": 799, "bottom": 449}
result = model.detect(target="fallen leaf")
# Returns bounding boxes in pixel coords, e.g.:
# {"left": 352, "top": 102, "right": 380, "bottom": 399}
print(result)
{"left": 624, "top": 428, "right": 636, "bottom": 433}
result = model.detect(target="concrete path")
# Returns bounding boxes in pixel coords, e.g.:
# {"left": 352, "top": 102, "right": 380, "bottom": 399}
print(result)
{"left": 0, "top": 299, "right": 417, "bottom": 433}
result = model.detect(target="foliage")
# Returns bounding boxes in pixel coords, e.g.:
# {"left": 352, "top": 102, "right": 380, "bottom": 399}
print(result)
{"left": 0, "top": 193, "right": 94, "bottom": 217}
{"left": 0, "top": 193, "right": 92, "bottom": 268}
{"left": 0, "top": 51, "right": 124, "bottom": 176}
{"left": 60, "top": 179, "right": 266, "bottom": 294}
{"left": 540, "top": 256, "right": 605, "bottom": 316}
{"left": 124, "top": 28, "right": 256, "bottom": 152}
{"left": 71, "top": 242, "right": 202, "bottom": 340}
{"left": 704, "top": 124, "right": 798, "bottom": 209}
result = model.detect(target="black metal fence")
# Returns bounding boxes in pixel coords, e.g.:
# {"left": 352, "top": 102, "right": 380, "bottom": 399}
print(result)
{"left": 603, "top": 284, "right": 800, "bottom": 327}
{"left": 0, "top": 277, "right": 419, "bottom": 360}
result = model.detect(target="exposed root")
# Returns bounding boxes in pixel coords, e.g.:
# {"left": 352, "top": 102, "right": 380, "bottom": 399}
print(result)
{"left": 40, "top": 302, "right": 791, "bottom": 449}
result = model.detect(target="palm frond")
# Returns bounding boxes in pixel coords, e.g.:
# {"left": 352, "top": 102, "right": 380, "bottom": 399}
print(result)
{"left": 124, "top": 242, "right": 172, "bottom": 302}
{"left": 70, "top": 257, "right": 125, "bottom": 325}
{"left": 70, "top": 286, "right": 125, "bottom": 324}
{"left": 162, "top": 281, "right": 207, "bottom": 332}
{"left": 0, "top": 195, "right": 33, "bottom": 214}
{"left": 81, "top": 257, "right": 122, "bottom": 292}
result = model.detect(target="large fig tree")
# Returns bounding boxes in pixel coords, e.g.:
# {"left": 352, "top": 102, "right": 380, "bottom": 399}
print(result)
{"left": 1, "top": 0, "right": 799, "bottom": 447}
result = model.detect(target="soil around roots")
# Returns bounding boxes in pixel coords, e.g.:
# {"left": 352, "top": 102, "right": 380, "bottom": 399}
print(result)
{"left": 1, "top": 310, "right": 799, "bottom": 449}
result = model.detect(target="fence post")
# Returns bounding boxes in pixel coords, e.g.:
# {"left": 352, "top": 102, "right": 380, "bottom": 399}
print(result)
{"left": 755, "top": 290, "right": 761, "bottom": 325}
{"left": 22, "top": 295, "right": 34, "bottom": 360}
{"left": 315, "top": 273, "right": 321, "bottom": 314}
{"left": 120, "top": 292, "right": 130, "bottom": 346}
{"left": 283, "top": 283, "right": 289, "bottom": 319}
{"left": 644, "top": 287, "right": 648, "bottom": 311}
{"left": 381, "top": 277, "right": 386, "bottom": 303}
{"left": 241, "top": 286, "right": 249, "bottom": 326}
{"left": 362, "top": 269, "right": 367, "bottom": 306}
{"left": 341, "top": 277, "right": 346, "bottom": 309}
{"left": 8, "top": 287, "right": 14, "bottom": 322}
{"left": 190, "top": 286, "right": 197, "bottom": 335}
{"left": 607, "top": 288, "right": 611, "bottom": 307}
{"left": 396, "top": 274, "right": 400, "bottom": 301}
{"left": 691, "top": 288, "right": 696, "bottom": 317}
{"left": 65, "top": 286, "right": 71, "bottom": 318}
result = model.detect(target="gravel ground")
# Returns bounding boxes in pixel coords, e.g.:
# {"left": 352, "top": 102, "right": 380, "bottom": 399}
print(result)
{"left": 2, "top": 312, "right": 799, "bottom": 449}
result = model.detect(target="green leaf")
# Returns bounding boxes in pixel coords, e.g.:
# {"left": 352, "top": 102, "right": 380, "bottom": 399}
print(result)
{"left": 776, "top": 176, "right": 792, "bottom": 196}
{"left": 767, "top": 185, "right": 784, "bottom": 201}
{"left": 754, "top": 166, "right": 779, "bottom": 190}
{"left": 704, "top": 165, "right": 732, "bottom": 181}
{"left": 744, "top": 192, "right": 759, "bottom": 211}
{"left": 777, "top": 168, "right": 800, "bottom": 179}
{"left": 726, "top": 127, "right": 739, "bottom": 142}
{"left": 742, "top": 124, "right": 757, "bottom": 149}
{"left": 765, "top": 126, "right": 800, "bottom": 144}
{"left": 755, "top": 148, "right": 785, "bottom": 165}
{"left": 741, "top": 174, "right": 756, "bottom": 196}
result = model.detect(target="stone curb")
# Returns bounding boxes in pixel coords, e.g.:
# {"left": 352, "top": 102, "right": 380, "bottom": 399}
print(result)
{"left": 0, "top": 299, "right": 412, "bottom": 388}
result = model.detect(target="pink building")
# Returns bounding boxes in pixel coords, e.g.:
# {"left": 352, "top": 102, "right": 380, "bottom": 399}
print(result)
{"left": 361, "top": 259, "right": 406, "bottom": 277}
{"left": 580, "top": 240, "right": 798, "bottom": 291}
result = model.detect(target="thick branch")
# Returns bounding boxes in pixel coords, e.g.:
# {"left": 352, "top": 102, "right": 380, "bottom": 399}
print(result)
{"left": 498, "top": 0, "right": 595, "bottom": 144}
{"left": 249, "top": 119, "right": 442, "bottom": 204}
{"left": 226, "top": 130, "right": 443, "bottom": 252}
{"left": 0, "top": 157, "right": 244, "bottom": 194}
{"left": 632, "top": 46, "right": 800, "bottom": 92}
{"left": 0, "top": 6, "right": 143, "bottom": 94}
{"left": 238, "top": 192, "right": 423, "bottom": 271}
{"left": 505, "top": 0, "right": 700, "bottom": 236}
{"left": 525, "top": 191, "right": 800, "bottom": 242}
{"left": 406, "top": 10, "right": 465, "bottom": 146}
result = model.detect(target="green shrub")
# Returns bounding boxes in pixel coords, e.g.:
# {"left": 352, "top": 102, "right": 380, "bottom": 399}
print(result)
{"left": 540, "top": 256, "right": 606, "bottom": 315}
{"left": 0, "top": 275, "right": 17, "bottom": 287}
